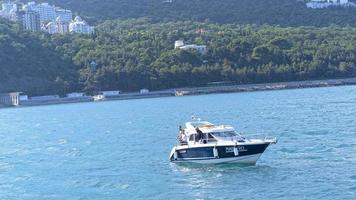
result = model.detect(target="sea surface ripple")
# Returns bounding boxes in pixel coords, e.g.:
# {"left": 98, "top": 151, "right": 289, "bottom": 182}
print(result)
{"left": 0, "top": 86, "right": 356, "bottom": 199}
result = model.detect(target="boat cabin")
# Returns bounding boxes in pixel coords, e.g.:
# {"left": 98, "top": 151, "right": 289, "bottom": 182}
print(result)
{"left": 179, "top": 121, "right": 245, "bottom": 145}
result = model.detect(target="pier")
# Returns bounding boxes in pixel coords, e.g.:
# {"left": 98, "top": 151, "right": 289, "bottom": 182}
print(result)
{"left": 0, "top": 92, "right": 21, "bottom": 107}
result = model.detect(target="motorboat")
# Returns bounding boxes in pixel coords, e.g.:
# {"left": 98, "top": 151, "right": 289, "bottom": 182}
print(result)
{"left": 169, "top": 117, "right": 277, "bottom": 164}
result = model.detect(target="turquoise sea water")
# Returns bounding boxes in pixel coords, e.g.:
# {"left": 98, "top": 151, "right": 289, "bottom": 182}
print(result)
{"left": 1, "top": 86, "right": 356, "bottom": 199}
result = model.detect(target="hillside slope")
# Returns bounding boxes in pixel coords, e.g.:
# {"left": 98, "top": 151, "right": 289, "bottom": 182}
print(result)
{"left": 29, "top": 0, "right": 356, "bottom": 26}
{"left": 0, "top": 19, "right": 78, "bottom": 95}
{"left": 52, "top": 19, "right": 356, "bottom": 92}
{"left": 1, "top": 19, "right": 356, "bottom": 95}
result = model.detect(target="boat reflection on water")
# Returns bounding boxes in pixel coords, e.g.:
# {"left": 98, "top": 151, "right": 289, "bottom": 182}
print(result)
{"left": 169, "top": 160, "right": 276, "bottom": 199}
{"left": 170, "top": 159, "right": 274, "bottom": 173}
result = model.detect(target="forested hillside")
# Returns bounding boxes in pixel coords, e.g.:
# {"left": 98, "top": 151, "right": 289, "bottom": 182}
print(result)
{"left": 50, "top": 19, "right": 356, "bottom": 92}
{"left": 25, "top": 0, "right": 356, "bottom": 27}
{"left": 0, "top": 19, "right": 78, "bottom": 95}
{"left": 1, "top": 18, "right": 356, "bottom": 95}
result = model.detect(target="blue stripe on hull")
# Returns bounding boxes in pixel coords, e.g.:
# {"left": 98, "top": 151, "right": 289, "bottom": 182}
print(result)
{"left": 177, "top": 147, "right": 214, "bottom": 158}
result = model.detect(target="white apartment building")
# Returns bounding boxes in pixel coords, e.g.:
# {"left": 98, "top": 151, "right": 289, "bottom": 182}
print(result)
{"left": 46, "top": 21, "right": 57, "bottom": 34}
{"left": 307, "top": 0, "right": 353, "bottom": 8}
{"left": 1, "top": 0, "right": 17, "bottom": 15}
{"left": 174, "top": 40, "right": 185, "bottom": 49}
{"left": 22, "top": 1, "right": 36, "bottom": 11}
{"left": 330, "top": 0, "right": 348, "bottom": 3}
{"left": 0, "top": 0, "right": 17, "bottom": 21}
{"left": 35, "top": 3, "right": 56, "bottom": 23}
{"left": 174, "top": 40, "right": 207, "bottom": 54}
{"left": 45, "top": 16, "right": 69, "bottom": 34}
{"left": 69, "top": 16, "right": 95, "bottom": 34}
{"left": 310, "top": 0, "right": 348, "bottom": 3}
{"left": 23, "top": 2, "right": 56, "bottom": 23}
{"left": 66, "top": 92, "right": 86, "bottom": 98}
{"left": 5, "top": 2, "right": 94, "bottom": 34}
{"left": 179, "top": 44, "right": 207, "bottom": 54}
{"left": 18, "top": 10, "right": 41, "bottom": 31}
{"left": 99, "top": 91, "right": 121, "bottom": 97}
{"left": 55, "top": 8, "right": 72, "bottom": 23}
{"left": 55, "top": 16, "right": 69, "bottom": 33}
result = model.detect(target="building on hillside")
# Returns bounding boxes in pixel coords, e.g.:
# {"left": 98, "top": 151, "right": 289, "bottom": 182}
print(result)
{"left": 174, "top": 40, "right": 207, "bottom": 54}
{"left": 19, "top": 94, "right": 28, "bottom": 101}
{"left": 306, "top": 0, "right": 355, "bottom": 8}
{"left": 2, "top": 0, "right": 17, "bottom": 12}
{"left": 22, "top": 1, "right": 36, "bottom": 11}
{"left": 55, "top": 16, "right": 69, "bottom": 33}
{"left": 0, "top": 9, "right": 17, "bottom": 21}
{"left": 331, "top": 0, "right": 348, "bottom": 3}
{"left": 174, "top": 40, "right": 184, "bottom": 49}
{"left": 45, "top": 16, "right": 69, "bottom": 34}
{"left": 7, "top": 10, "right": 17, "bottom": 21}
{"left": 312, "top": 0, "right": 349, "bottom": 3}
{"left": 55, "top": 8, "right": 72, "bottom": 23}
{"left": 0, "top": 92, "right": 21, "bottom": 106}
{"left": 140, "top": 89, "right": 150, "bottom": 94}
{"left": 69, "top": 16, "right": 95, "bottom": 34}
{"left": 195, "top": 28, "right": 209, "bottom": 34}
{"left": 179, "top": 44, "right": 207, "bottom": 54}
{"left": 33, "top": 2, "right": 56, "bottom": 23}
{"left": 45, "top": 21, "right": 57, "bottom": 34}
{"left": 0, "top": 0, "right": 17, "bottom": 21}
{"left": 30, "top": 95, "right": 59, "bottom": 100}
{"left": 99, "top": 90, "right": 121, "bottom": 97}
{"left": 23, "top": 2, "right": 57, "bottom": 23}
{"left": 66, "top": 92, "right": 86, "bottom": 98}
{"left": 18, "top": 10, "right": 41, "bottom": 31}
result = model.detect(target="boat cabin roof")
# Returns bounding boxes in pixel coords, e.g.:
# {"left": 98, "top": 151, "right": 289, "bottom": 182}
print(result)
{"left": 185, "top": 121, "right": 235, "bottom": 134}
{"left": 186, "top": 121, "right": 214, "bottom": 129}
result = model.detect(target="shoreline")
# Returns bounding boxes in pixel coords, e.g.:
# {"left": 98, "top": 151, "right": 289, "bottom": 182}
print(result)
{"left": 173, "top": 77, "right": 356, "bottom": 96}
{"left": 2, "top": 77, "right": 356, "bottom": 108}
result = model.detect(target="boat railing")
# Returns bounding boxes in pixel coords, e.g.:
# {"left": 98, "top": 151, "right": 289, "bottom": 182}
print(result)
{"left": 177, "top": 133, "right": 277, "bottom": 146}
{"left": 240, "top": 133, "right": 277, "bottom": 143}
{"left": 177, "top": 136, "right": 218, "bottom": 146}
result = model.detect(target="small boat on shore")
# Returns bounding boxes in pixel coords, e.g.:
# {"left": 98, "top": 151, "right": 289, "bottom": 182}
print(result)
{"left": 169, "top": 117, "right": 277, "bottom": 164}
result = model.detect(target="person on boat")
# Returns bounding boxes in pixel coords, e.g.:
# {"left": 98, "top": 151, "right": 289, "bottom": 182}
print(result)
{"left": 195, "top": 127, "right": 204, "bottom": 143}
{"left": 177, "top": 126, "right": 187, "bottom": 144}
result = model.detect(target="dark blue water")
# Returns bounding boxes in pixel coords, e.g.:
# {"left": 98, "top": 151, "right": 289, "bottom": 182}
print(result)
{"left": 0, "top": 86, "right": 356, "bottom": 199}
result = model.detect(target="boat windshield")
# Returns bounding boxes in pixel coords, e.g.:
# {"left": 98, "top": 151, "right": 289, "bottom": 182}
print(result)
{"left": 212, "top": 131, "right": 243, "bottom": 141}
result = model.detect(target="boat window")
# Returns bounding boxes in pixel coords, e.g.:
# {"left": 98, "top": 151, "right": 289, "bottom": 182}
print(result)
{"left": 213, "top": 131, "right": 237, "bottom": 138}
{"left": 208, "top": 133, "right": 217, "bottom": 141}
{"left": 189, "top": 134, "right": 195, "bottom": 141}
{"left": 211, "top": 131, "right": 243, "bottom": 141}
{"left": 208, "top": 133, "right": 215, "bottom": 139}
